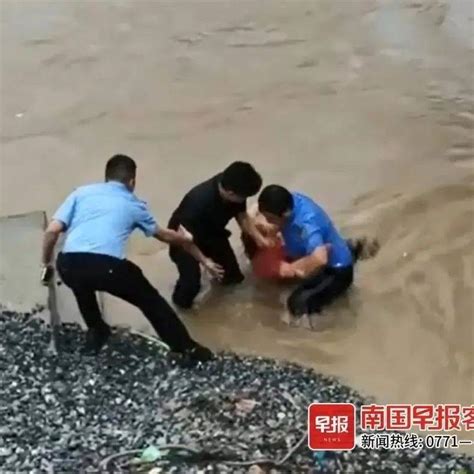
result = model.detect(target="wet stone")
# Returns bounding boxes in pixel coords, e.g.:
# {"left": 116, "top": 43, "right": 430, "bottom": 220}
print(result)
{"left": 0, "top": 311, "right": 473, "bottom": 473}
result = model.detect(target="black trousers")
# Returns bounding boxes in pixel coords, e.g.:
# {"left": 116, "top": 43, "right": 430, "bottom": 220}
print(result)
{"left": 56, "top": 252, "right": 195, "bottom": 352}
{"left": 169, "top": 236, "right": 244, "bottom": 309}
{"left": 287, "top": 266, "right": 354, "bottom": 316}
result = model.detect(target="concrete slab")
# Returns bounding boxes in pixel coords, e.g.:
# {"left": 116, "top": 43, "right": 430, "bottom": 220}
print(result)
{"left": 0, "top": 211, "right": 100, "bottom": 331}
{"left": 0, "top": 211, "right": 48, "bottom": 312}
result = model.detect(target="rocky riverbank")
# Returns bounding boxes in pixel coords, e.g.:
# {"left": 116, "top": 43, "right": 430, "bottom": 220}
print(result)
{"left": 0, "top": 312, "right": 473, "bottom": 473}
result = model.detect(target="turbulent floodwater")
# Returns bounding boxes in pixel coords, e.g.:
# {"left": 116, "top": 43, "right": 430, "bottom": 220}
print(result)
{"left": 1, "top": 0, "right": 473, "bottom": 450}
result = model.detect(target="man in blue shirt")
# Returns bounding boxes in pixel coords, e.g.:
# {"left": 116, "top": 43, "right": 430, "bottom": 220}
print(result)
{"left": 41, "top": 154, "right": 218, "bottom": 364}
{"left": 257, "top": 184, "right": 359, "bottom": 317}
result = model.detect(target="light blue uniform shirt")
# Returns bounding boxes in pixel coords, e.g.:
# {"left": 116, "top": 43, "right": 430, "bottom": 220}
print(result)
{"left": 282, "top": 193, "right": 353, "bottom": 268}
{"left": 53, "top": 181, "right": 158, "bottom": 259}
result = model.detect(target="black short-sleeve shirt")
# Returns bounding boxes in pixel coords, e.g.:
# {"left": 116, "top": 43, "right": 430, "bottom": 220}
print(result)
{"left": 168, "top": 174, "right": 246, "bottom": 244}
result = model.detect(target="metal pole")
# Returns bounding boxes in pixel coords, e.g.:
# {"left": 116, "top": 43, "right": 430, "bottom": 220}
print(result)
{"left": 47, "top": 278, "right": 60, "bottom": 354}
{"left": 42, "top": 211, "right": 62, "bottom": 354}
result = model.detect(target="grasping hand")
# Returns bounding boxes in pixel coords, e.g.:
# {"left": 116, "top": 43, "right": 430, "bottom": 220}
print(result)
{"left": 254, "top": 233, "right": 274, "bottom": 249}
{"left": 203, "top": 258, "right": 225, "bottom": 281}
{"left": 279, "top": 262, "right": 305, "bottom": 279}
{"left": 256, "top": 219, "right": 279, "bottom": 236}
{"left": 40, "top": 264, "right": 54, "bottom": 286}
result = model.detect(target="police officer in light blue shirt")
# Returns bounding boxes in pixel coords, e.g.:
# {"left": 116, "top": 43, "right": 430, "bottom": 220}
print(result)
{"left": 257, "top": 184, "right": 363, "bottom": 317}
{"left": 41, "top": 154, "right": 218, "bottom": 364}
{"left": 53, "top": 181, "right": 158, "bottom": 259}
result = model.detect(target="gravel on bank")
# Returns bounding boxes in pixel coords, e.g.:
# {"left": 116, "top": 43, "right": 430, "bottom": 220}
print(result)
{"left": 0, "top": 311, "right": 473, "bottom": 473}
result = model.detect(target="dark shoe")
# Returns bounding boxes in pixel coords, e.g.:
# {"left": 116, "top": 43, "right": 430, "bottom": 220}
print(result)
{"left": 83, "top": 327, "right": 111, "bottom": 355}
{"left": 168, "top": 343, "right": 215, "bottom": 368}
{"left": 347, "top": 237, "right": 380, "bottom": 262}
{"left": 187, "top": 343, "right": 214, "bottom": 362}
{"left": 347, "top": 237, "right": 365, "bottom": 263}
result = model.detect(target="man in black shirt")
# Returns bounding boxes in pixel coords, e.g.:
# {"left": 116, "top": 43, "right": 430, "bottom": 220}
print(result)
{"left": 168, "top": 162, "right": 268, "bottom": 309}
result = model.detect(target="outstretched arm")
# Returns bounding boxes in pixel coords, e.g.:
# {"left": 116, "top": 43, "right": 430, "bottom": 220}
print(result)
{"left": 42, "top": 220, "right": 65, "bottom": 266}
{"left": 136, "top": 201, "right": 205, "bottom": 253}
{"left": 139, "top": 196, "right": 223, "bottom": 279}
{"left": 155, "top": 226, "right": 224, "bottom": 280}
{"left": 181, "top": 241, "right": 225, "bottom": 280}
{"left": 43, "top": 190, "right": 77, "bottom": 268}
{"left": 154, "top": 226, "right": 192, "bottom": 246}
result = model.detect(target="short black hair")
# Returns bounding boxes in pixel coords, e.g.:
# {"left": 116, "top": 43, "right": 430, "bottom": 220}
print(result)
{"left": 258, "top": 184, "right": 294, "bottom": 216}
{"left": 105, "top": 154, "right": 136, "bottom": 183}
{"left": 221, "top": 161, "right": 262, "bottom": 197}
